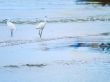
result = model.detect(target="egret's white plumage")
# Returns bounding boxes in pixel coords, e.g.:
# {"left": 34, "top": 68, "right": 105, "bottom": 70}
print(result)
{"left": 36, "top": 22, "right": 46, "bottom": 29}
{"left": 7, "top": 20, "right": 16, "bottom": 37}
{"left": 36, "top": 16, "right": 47, "bottom": 38}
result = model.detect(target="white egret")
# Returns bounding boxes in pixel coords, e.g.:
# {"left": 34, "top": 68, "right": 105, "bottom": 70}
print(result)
{"left": 35, "top": 16, "right": 47, "bottom": 38}
{"left": 7, "top": 20, "right": 16, "bottom": 37}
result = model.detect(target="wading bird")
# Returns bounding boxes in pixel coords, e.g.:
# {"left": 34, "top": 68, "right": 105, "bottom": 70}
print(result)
{"left": 7, "top": 20, "right": 16, "bottom": 37}
{"left": 35, "top": 16, "right": 47, "bottom": 38}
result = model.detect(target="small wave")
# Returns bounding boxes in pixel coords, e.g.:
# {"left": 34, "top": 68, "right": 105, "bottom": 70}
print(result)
{"left": 0, "top": 34, "right": 109, "bottom": 47}
{"left": 0, "top": 36, "right": 75, "bottom": 47}
{"left": 0, "top": 40, "right": 35, "bottom": 47}
{"left": 0, "top": 16, "right": 110, "bottom": 24}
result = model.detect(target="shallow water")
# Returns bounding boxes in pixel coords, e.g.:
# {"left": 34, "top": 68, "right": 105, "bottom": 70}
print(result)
{"left": 0, "top": 0, "right": 110, "bottom": 82}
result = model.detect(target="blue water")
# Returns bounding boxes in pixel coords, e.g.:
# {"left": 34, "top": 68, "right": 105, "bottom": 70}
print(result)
{"left": 0, "top": 0, "right": 76, "bottom": 19}
{"left": 0, "top": 1, "right": 110, "bottom": 82}
{"left": 0, "top": 0, "right": 110, "bottom": 21}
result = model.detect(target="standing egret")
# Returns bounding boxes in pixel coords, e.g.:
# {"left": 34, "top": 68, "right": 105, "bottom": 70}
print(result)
{"left": 35, "top": 16, "right": 47, "bottom": 38}
{"left": 7, "top": 20, "right": 16, "bottom": 37}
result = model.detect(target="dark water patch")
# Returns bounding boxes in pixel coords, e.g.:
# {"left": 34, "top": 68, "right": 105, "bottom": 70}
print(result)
{"left": 103, "top": 60, "right": 110, "bottom": 63}
{"left": 99, "top": 43, "right": 110, "bottom": 52}
{"left": 100, "top": 32, "right": 110, "bottom": 36}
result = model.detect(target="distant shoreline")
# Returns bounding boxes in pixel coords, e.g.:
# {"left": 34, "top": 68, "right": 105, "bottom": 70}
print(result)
{"left": 77, "top": 0, "right": 110, "bottom": 5}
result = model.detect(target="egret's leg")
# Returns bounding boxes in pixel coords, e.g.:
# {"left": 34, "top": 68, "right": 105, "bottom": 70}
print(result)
{"left": 11, "top": 30, "right": 13, "bottom": 37}
{"left": 39, "top": 30, "right": 42, "bottom": 38}
{"left": 40, "top": 29, "right": 44, "bottom": 38}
